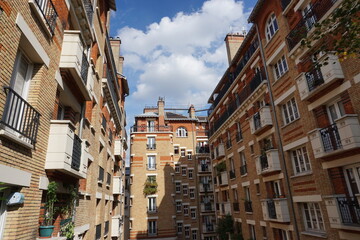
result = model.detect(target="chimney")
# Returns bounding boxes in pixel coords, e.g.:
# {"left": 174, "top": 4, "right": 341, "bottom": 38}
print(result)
{"left": 157, "top": 97, "right": 165, "bottom": 125}
{"left": 109, "top": 38, "right": 122, "bottom": 71}
{"left": 188, "top": 105, "right": 195, "bottom": 119}
{"left": 224, "top": 33, "right": 245, "bottom": 65}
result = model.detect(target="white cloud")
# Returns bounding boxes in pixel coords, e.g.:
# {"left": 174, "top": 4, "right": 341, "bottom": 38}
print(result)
{"left": 117, "top": 0, "right": 249, "bottom": 108}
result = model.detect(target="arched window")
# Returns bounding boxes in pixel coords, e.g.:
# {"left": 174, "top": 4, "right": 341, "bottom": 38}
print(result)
{"left": 265, "top": 13, "right": 279, "bottom": 41}
{"left": 176, "top": 127, "right": 188, "bottom": 137}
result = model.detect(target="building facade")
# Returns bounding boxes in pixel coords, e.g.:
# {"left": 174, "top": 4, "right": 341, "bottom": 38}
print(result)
{"left": 208, "top": 0, "right": 360, "bottom": 240}
{"left": 129, "top": 98, "right": 216, "bottom": 240}
{"left": 0, "top": 0, "right": 128, "bottom": 239}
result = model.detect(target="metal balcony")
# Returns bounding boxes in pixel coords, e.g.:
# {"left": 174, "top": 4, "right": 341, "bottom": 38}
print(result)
{"left": 250, "top": 106, "right": 273, "bottom": 135}
{"left": 202, "top": 223, "right": 215, "bottom": 233}
{"left": 130, "top": 125, "right": 173, "bottom": 133}
{"left": 262, "top": 198, "right": 290, "bottom": 222}
{"left": 256, "top": 149, "right": 281, "bottom": 175}
{"left": 147, "top": 144, "right": 156, "bottom": 150}
{"left": 29, "top": 0, "right": 57, "bottom": 35}
{"left": 309, "top": 115, "right": 360, "bottom": 158}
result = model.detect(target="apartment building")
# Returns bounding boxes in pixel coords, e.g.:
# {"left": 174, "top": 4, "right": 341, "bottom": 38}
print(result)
{"left": 129, "top": 98, "right": 216, "bottom": 240}
{"left": 208, "top": 0, "right": 360, "bottom": 240}
{"left": 0, "top": 0, "right": 128, "bottom": 239}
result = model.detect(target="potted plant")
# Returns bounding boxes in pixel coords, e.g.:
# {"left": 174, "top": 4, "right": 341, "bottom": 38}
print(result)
{"left": 39, "top": 181, "right": 58, "bottom": 238}
{"left": 143, "top": 180, "right": 158, "bottom": 196}
{"left": 60, "top": 220, "right": 74, "bottom": 240}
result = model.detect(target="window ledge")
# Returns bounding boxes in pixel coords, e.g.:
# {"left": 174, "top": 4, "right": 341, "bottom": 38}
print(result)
{"left": 241, "top": 174, "right": 248, "bottom": 178}
{"left": 301, "top": 231, "right": 327, "bottom": 238}
{"left": 290, "top": 171, "right": 313, "bottom": 179}
{"left": 280, "top": 117, "right": 301, "bottom": 129}
{"left": 0, "top": 129, "right": 34, "bottom": 149}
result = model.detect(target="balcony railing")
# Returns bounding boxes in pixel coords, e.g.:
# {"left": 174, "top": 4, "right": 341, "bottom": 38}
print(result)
{"left": 209, "top": 70, "right": 265, "bottom": 136}
{"left": 200, "top": 183, "right": 212, "bottom": 192}
{"left": 202, "top": 202, "right": 213, "bottom": 211}
{"left": 203, "top": 223, "right": 214, "bottom": 233}
{"left": 253, "top": 112, "right": 261, "bottom": 131}
{"left": 147, "top": 144, "right": 156, "bottom": 150}
{"left": 250, "top": 106, "right": 273, "bottom": 135}
{"left": 131, "top": 125, "right": 173, "bottom": 133}
{"left": 240, "top": 164, "right": 247, "bottom": 176}
{"left": 267, "top": 200, "right": 277, "bottom": 219}
{"left": 71, "top": 134, "right": 82, "bottom": 171}
{"left": 147, "top": 206, "right": 158, "bottom": 213}
{"left": 244, "top": 201, "right": 253, "bottom": 212}
{"left": 199, "top": 164, "right": 210, "bottom": 172}
{"left": 256, "top": 149, "right": 281, "bottom": 175}
{"left": 320, "top": 123, "right": 342, "bottom": 152}
{"left": 260, "top": 155, "right": 269, "bottom": 171}
{"left": 306, "top": 67, "right": 324, "bottom": 92}
{"left": 33, "top": 0, "right": 58, "bottom": 35}
{"left": 337, "top": 197, "right": 360, "bottom": 225}
{"left": 286, "top": 0, "right": 338, "bottom": 51}
{"left": 147, "top": 164, "right": 156, "bottom": 170}
{"left": 233, "top": 202, "right": 240, "bottom": 212}
{"left": 81, "top": 52, "right": 89, "bottom": 84}
{"left": 0, "top": 87, "right": 41, "bottom": 145}
{"left": 196, "top": 146, "right": 210, "bottom": 154}
{"left": 83, "top": 0, "right": 94, "bottom": 24}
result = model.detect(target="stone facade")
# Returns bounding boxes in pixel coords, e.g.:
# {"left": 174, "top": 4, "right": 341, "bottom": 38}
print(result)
{"left": 208, "top": 0, "right": 360, "bottom": 240}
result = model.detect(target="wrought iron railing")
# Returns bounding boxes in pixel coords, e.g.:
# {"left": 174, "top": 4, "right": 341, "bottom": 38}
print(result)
{"left": 196, "top": 146, "right": 210, "bottom": 153}
{"left": 147, "top": 206, "right": 157, "bottom": 213}
{"left": 200, "top": 164, "right": 209, "bottom": 172}
{"left": 147, "top": 144, "right": 156, "bottom": 150}
{"left": 71, "top": 134, "right": 82, "bottom": 171}
{"left": 204, "top": 224, "right": 214, "bottom": 232}
{"left": 306, "top": 67, "right": 324, "bottom": 92}
{"left": 320, "top": 123, "right": 342, "bottom": 152}
{"left": 0, "top": 87, "right": 41, "bottom": 145}
{"left": 81, "top": 52, "right": 89, "bottom": 84}
{"left": 244, "top": 200, "right": 253, "bottom": 212}
{"left": 337, "top": 197, "right": 360, "bottom": 225}
{"left": 286, "top": 0, "right": 338, "bottom": 51}
{"left": 147, "top": 164, "right": 156, "bottom": 170}
{"left": 240, "top": 164, "right": 247, "bottom": 176}
{"left": 204, "top": 202, "right": 213, "bottom": 211}
{"left": 131, "top": 125, "right": 173, "bottom": 133}
{"left": 260, "top": 155, "right": 269, "bottom": 171}
{"left": 267, "top": 199, "right": 277, "bottom": 219}
{"left": 83, "top": 0, "right": 93, "bottom": 24}
{"left": 253, "top": 112, "right": 261, "bottom": 130}
{"left": 34, "top": 0, "right": 58, "bottom": 35}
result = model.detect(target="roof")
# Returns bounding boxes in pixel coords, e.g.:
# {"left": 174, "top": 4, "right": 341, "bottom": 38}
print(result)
{"left": 248, "top": 0, "right": 265, "bottom": 23}
{"left": 197, "top": 116, "right": 208, "bottom": 122}
{"left": 109, "top": 0, "right": 116, "bottom": 11}
{"left": 135, "top": 112, "right": 158, "bottom": 118}
{"left": 165, "top": 112, "right": 198, "bottom": 121}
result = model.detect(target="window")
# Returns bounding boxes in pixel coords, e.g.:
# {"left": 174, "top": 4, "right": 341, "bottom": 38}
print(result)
{"left": 302, "top": 202, "right": 325, "bottom": 232}
{"left": 98, "top": 167, "right": 104, "bottom": 183}
{"left": 266, "top": 13, "right": 279, "bottom": 41}
{"left": 147, "top": 155, "right": 156, "bottom": 170}
{"left": 176, "top": 201, "right": 182, "bottom": 212}
{"left": 183, "top": 205, "right": 189, "bottom": 215}
{"left": 233, "top": 189, "right": 238, "bottom": 201}
{"left": 188, "top": 169, "right": 193, "bottom": 179}
{"left": 181, "top": 149, "right": 186, "bottom": 157}
{"left": 176, "top": 127, "right": 188, "bottom": 137}
{"left": 303, "top": 4, "right": 316, "bottom": 31}
{"left": 249, "top": 224, "right": 256, "bottom": 240}
{"left": 147, "top": 175, "right": 156, "bottom": 183}
{"left": 274, "top": 56, "right": 288, "bottom": 80}
{"left": 236, "top": 122, "right": 242, "bottom": 141}
{"left": 278, "top": 229, "right": 289, "bottom": 240}
{"left": 262, "top": 226, "right": 267, "bottom": 240}
{"left": 147, "top": 120, "right": 155, "bottom": 132}
{"left": 190, "top": 208, "right": 196, "bottom": 219}
{"left": 183, "top": 184, "right": 188, "bottom": 195}
{"left": 327, "top": 99, "right": 345, "bottom": 123}
{"left": 147, "top": 137, "right": 156, "bottom": 149}
{"left": 95, "top": 223, "right": 101, "bottom": 240}
{"left": 189, "top": 188, "right": 195, "bottom": 199}
{"left": 240, "top": 152, "right": 247, "bottom": 175}
{"left": 282, "top": 97, "right": 299, "bottom": 124}
{"left": 256, "top": 184, "right": 260, "bottom": 195}
{"left": 184, "top": 226, "right": 190, "bottom": 238}
{"left": 182, "top": 167, "right": 187, "bottom": 176}
{"left": 272, "top": 180, "right": 282, "bottom": 198}
{"left": 344, "top": 165, "right": 360, "bottom": 196}
{"left": 148, "top": 220, "right": 157, "bottom": 235}
{"left": 187, "top": 151, "right": 192, "bottom": 160}
{"left": 177, "top": 222, "right": 183, "bottom": 234}
{"left": 148, "top": 197, "right": 156, "bottom": 212}
{"left": 174, "top": 146, "right": 179, "bottom": 154}
{"left": 11, "top": 51, "right": 32, "bottom": 100}
{"left": 292, "top": 146, "right": 311, "bottom": 174}
{"left": 192, "top": 229, "right": 197, "bottom": 240}
{"left": 175, "top": 165, "right": 180, "bottom": 173}
{"left": 175, "top": 182, "right": 181, "bottom": 193}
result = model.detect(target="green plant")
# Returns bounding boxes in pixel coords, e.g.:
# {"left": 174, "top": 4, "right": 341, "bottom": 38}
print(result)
{"left": 43, "top": 181, "right": 58, "bottom": 226}
{"left": 143, "top": 180, "right": 158, "bottom": 196}
{"left": 60, "top": 221, "right": 74, "bottom": 240}
{"left": 59, "top": 184, "right": 78, "bottom": 219}
{"left": 215, "top": 161, "right": 227, "bottom": 174}
{"left": 216, "top": 214, "right": 234, "bottom": 240}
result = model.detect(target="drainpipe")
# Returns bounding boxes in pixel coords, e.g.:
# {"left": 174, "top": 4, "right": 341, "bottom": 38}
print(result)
{"left": 254, "top": 24, "right": 300, "bottom": 240}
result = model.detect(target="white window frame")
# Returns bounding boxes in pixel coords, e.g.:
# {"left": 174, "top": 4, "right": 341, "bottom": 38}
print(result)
{"left": 184, "top": 226, "right": 190, "bottom": 238}
{"left": 147, "top": 137, "right": 156, "bottom": 149}
{"left": 175, "top": 165, "right": 180, "bottom": 173}
{"left": 326, "top": 98, "right": 345, "bottom": 124}
{"left": 189, "top": 188, "right": 195, "bottom": 199}
{"left": 302, "top": 202, "right": 325, "bottom": 232}
{"left": 343, "top": 164, "right": 360, "bottom": 196}
{"left": 190, "top": 208, "right": 196, "bottom": 219}
{"left": 176, "top": 127, "right": 188, "bottom": 137}
{"left": 174, "top": 146, "right": 179, "bottom": 154}
{"left": 0, "top": 190, "right": 9, "bottom": 239}
{"left": 188, "top": 169, "right": 193, "bottom": 179}
{"left": 187, "top": 151, "right": 192, "bottom": 160}
{"left": 182, "top": 184, "right": 188, "bottom": 195}
{"left": 147, "top": 155, "right": 156, "bottom": 170}
{"left": 282, "top": 97, "right": 299, "bottom": 125}
{"left": 175, "top": 182, "right": 181, "bottom": 193}
{"left": 183, "top": 204, "right": 189, "bottom": 215}
{"left": 177, "top": 222, "right": 183, "bottom": 234}
{"left": 148, "top": 197, "right": 156, "bottom": 212}
{"left": 273, "top": 180, "right": 282, "bottom": 198}
{"left": 265, "top": 13, "right": 279, "bottom": 41}
{"left": 148, "top": 220, "right": 157, "bottom": 235}
{"left": 192, "top": 229, "right": 197, "bottom": 240}
{"left": 274, "top": 55, "right": 288, "bottom": 80}
{"left": 291, "top": 146, "right": 311, "bottom": 175}
{"left": 176, "top": 201, "right": 182, "bottom": 212}
{"left": 181, "top": 149, "right": 186, "bottom": 157}
{"left": 182, "top": 167, "right": 187, "bottom": 176}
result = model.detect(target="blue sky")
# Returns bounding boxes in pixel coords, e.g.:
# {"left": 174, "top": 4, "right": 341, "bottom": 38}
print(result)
{"left": 110, "top": 0, "right": 257, "bottom": 126}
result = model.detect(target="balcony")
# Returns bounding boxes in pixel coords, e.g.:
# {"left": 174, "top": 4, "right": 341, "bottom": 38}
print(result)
{"left": 244, "top": 201, "right": 253, "bottom": 213}
{"left": 202, "top": 223, "right": 215, "bottom": 233}
{"left": 308, "top": 115, "right": 360, "bottom": 159}
{"left": 250, "top": 106, "right": 273, "bottom": 135}
{"left": 0, "top": 87, "right": 41, "bottom": 147}
{"left": 200, "top": 183, "right": 213, "bottom": 193}
{"left": 256, "top": 149, "right": 281, "bottom": 175}
{"left": 261, "top": 198, "right": 290, "bottom": 222}
{"left": 198, "top": 164, "right": 210, "bottom": 173}
{"left": 114, "top": 139, "right": 124, "bottom": 158}
{"left": 324, "top": 195, "right": 360, "bottom": 230}
{"left": 215, "top": 143, "right": 225, "bottom": 159}
{"left": 240, "top": 165, "right": 247, "bottom": 176}
{"left": 130, "top": 125, "right": 173, "bottom": 133}
{"left": 196, "top": 145, "right": 210, "bottom": 154}
{"left": 201, "top": 203, "right": 214, "bottom": 212}
{"left": 219, "top": 172, "right": 228, "bottom": 186}
{"left": 286, "top": 0, "right": 339, "bottom": 52}
{"left": 113, "top": 176, "right": 123, "bottom": 195}
{"left": 29, "top": 0, "right": 57, "bottom": 36}
{"left": 220, "top": 202, "right": 231, "bottom": 215}
{"left": 296, "top": 54, "right": 344, "bottom": 101}
{"left": 111, "top": 215, "right": 122, "bottom": 237}
{"left": 45, "top": 120, "right": 85, "bottom": 179}
{"left": 59, "top": 31, "right": 91, "bottom": 100}
{"left": 147, "top": 144, "right": 156, "bottom": 150}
